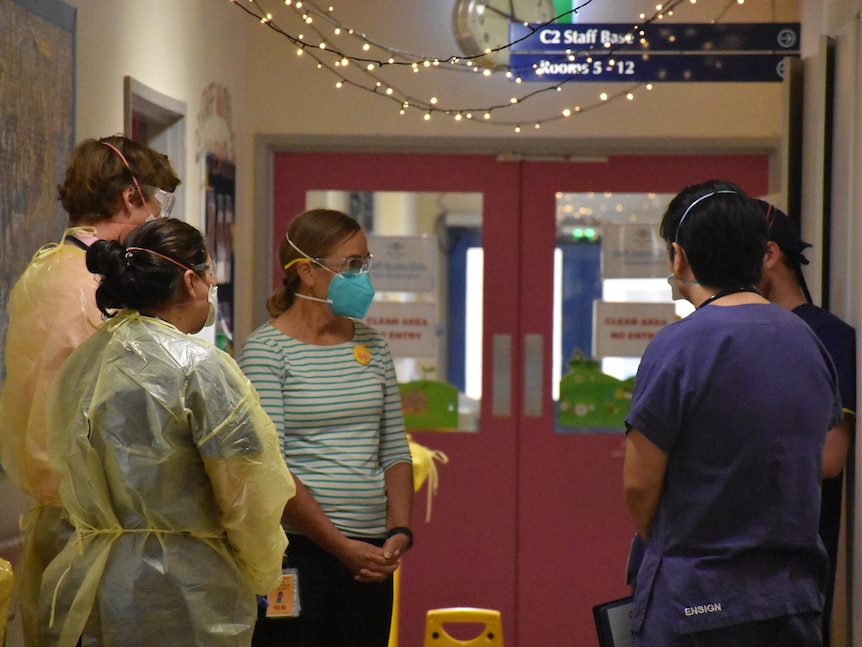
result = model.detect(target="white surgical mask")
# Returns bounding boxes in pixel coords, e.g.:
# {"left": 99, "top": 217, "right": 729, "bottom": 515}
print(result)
{"left": 205, "top": 284, "right": 218, "bottom": 327}
{"left": 667, "top": 274, "right": 699, "bottom": 301}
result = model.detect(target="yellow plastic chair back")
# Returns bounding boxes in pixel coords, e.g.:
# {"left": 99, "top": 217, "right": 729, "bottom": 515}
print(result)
{"left": 424, "top": 607, "right": 504, "bottom": 647}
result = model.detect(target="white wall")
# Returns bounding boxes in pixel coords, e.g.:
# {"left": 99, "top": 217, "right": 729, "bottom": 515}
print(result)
{"left": 241, "top": 0, "right": 791, "bottom": 148}
{"left": 65, "top": 0, "right": 254, "bottom": 234}
{"left": 803, "top": 1, "right": 862, "bottom": 643}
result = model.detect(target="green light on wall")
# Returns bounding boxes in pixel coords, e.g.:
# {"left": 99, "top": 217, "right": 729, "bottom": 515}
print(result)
{"left": 571, "top": 227, "right": 599, "bottom": 242}
{"left": 553, "top": 0, "right": 574, "bottom": 23}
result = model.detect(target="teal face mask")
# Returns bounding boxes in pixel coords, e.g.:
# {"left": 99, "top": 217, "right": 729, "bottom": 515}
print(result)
{"left": 325, "top": 271, "right": 375, "bottom": 318}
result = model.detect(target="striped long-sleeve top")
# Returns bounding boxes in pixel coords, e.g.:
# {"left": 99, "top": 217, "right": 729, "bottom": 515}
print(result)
{"left": 238, "top": 320, "right": 412, "bottom": 537}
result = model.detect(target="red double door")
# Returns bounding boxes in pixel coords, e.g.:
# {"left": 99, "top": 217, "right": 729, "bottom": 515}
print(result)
{"left": 271, "top": 150, "right": 769, "bottom": 646}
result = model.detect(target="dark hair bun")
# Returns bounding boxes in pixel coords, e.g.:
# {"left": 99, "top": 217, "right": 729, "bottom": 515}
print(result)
{"left": 86, "top": 239, "right": 125, "bottom": 276}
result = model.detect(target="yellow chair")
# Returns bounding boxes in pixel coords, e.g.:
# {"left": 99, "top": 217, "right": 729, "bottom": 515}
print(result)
{"left": 424, "top": 607, "right": 504, "bottom": 646}
{"left": 0, "top": 557, "right": 13, "bottom": 645}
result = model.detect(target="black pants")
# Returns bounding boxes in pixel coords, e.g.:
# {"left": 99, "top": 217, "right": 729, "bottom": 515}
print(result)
{"left": 252, "top": 534, "right": 394, "bottom": 647}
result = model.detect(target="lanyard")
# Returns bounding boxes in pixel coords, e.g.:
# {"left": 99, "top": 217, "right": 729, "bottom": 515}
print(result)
{"left": 697, "top": 286, "right": 762, "bottom": 309}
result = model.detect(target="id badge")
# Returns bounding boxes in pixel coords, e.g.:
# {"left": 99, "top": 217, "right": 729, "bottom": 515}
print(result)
{"left": 265, "top": 568, "right": 301, "bottom": 618}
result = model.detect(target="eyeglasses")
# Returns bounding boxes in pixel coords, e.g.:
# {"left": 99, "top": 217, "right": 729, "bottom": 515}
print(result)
{"left": 142, "top": 185, "right": 176, "bottom": 219}
{"left": 312, "top": 253, "right": 373, "bottom": 275}
{"left": 193, "top": 258, "right": 218, "bottom": 276}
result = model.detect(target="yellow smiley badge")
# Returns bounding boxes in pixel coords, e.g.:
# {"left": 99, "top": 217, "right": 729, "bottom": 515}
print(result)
{"left": 353, "top": 344, "right": 371, "bottom": 365}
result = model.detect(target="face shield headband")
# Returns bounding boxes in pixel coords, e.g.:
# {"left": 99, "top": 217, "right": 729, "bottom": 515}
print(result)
{"left": 673, "top": 190, "right": 737, "bottom": 243}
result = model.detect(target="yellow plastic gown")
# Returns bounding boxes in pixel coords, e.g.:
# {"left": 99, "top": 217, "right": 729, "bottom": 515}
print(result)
{"left": 0, "top": 229, "right": 103, "bottom": 644}
{"left": 0, "top": 557, "right": 13, "bottom": 644}
{"left": 39, "top": 311, "right": 295, "bottom": 647}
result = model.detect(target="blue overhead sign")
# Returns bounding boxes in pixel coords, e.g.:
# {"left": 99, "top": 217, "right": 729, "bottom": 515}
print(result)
{"left": 508, "top": 22, "right": 800, "bottom": 82}
{"left": 510, "top": 53, "right": 794, "bottom": 82}
{"left": 509, "top": 22, "right": 800, "bottom": 53}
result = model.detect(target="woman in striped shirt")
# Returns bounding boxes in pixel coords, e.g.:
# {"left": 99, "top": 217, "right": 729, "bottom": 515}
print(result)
{"left": 240, "top": 209, "right": 414, "bottom": 647}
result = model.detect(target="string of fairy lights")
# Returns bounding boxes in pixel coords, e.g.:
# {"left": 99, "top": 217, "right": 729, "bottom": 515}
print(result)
{"left": 229, "top": 0, "right": 748, "bottom": 130}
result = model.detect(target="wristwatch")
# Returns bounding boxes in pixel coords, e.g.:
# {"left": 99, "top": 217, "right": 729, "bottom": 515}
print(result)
{"left": 386, "top": 526, "right": 414, "bottom": 550}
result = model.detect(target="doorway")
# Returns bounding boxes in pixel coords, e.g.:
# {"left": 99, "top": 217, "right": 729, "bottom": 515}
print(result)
{"left": 263, "top": 150, "right": 769, "bottom": 647}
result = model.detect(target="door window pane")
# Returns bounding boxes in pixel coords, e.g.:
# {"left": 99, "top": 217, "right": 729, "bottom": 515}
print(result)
{"left": 306, "top": 190, "right": 482, "bottom": 431}
{"left": 553, "top": 192, "right": 693, "bottom": 430}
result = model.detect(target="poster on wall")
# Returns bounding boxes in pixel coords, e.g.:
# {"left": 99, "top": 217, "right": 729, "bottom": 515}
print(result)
{"left": 556, "top": 301, "right": 674, "bottom": 432}
{"left": 198, "top": 82, "right": 237, "bottom": 354}
{"left": 366, "top": 235, "right": 437, "bottom": 292}
{"left": 557, "top": 351, "right": 634, "bottom": 431}
{"left": 205, "top": 155, "right": 236, "bottom": 354}
{"left": 0, "top": 0, "right": 75, "bottom": 380}
{"left": 0, "top": 0, "right": 76, "bottom": 471}
{"left": 364, "top": 302, "right": 437, "bottom": 358}
{"left": 601, "top": 223, "right": 668, "bottom": 279}
{"left": 592, "top": 301, "right": 675, "bottom": 358}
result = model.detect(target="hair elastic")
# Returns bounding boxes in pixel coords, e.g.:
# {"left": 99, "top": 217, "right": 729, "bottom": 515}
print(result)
{"left": 674, "top": 190, "right": 737, "bottom": 242}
